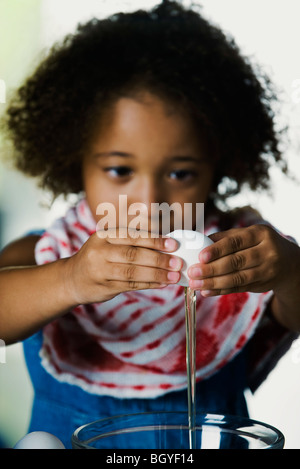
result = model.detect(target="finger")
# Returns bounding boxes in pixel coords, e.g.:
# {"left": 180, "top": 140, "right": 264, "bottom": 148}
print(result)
{"left": 99, "top": 228, "right": 179, "bottom": 252}
{"left": 106, "top": 244, "right": 183, "bottom": 272}
{"left": 107, "top": 262, "right": 181, "bottom": 285}
{"left": 199, "top": 227, "right": 261, "bottom": 263}
{"left": 189, "top": 266, "right": 263, "bottom": 293}
{"left": 106, "top": 279, "right": 169, "bottom": 293}
{"left": 189, "top": 245, "right": 262, "bottom": 279}
{"left": 198, "top": 282, "right": 268, "bottom": 297}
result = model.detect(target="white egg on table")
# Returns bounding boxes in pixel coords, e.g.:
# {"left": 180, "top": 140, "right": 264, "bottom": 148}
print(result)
{"left": 14, "top": 431, "right": 65, "bottom": 449}
{"left": 166, "top": 230, "right": 214, "bottom": 287}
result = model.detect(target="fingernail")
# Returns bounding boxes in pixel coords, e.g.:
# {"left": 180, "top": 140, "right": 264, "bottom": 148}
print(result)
{"left": 201, "top": 290, "right": 212, "bottom": 297}
{"left": 164, "top": 238, "right": 177, "bottom": 250}
{"left": 199, "top": 251, "right": 211, "bottom": 263}
{"left": 190, "top": 267, "right": 202, "bottom": 278}
{"left": 169, "top": 257, "right": 181, "bottom": 269}
{"left": 167, "top": 271, "right": 180, "bottom": 282}
{"left": 190, "top": 279, "right": 204, "bottom": 289}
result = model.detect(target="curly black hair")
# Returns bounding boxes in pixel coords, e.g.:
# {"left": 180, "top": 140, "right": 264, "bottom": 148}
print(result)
{"left": 1, "top": 0, "right": 287, "bottom": 202}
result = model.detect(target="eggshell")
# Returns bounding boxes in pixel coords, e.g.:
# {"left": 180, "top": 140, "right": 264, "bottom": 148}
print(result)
{"left": 14, "top": 431, "right": 65, "bottom": 449}
{"left": 166, "top": 230, "right": 213, "bottom": 287}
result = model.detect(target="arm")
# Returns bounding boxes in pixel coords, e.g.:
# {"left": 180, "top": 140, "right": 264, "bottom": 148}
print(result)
{"left": 269, "top": 249, "right": 300, "bottom": 332}
{"left": 0, "top": 236, "right": 78, "bottom": 344}
{"left": 0, "top": 231, "right": 181, "bottom": 345}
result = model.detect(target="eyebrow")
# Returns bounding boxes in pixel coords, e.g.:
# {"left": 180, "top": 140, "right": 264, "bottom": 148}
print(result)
{"left": 170, "top": 155, "right": 202, "bottom": 163}
{"left": 93, "top": 152, "right": 203, "bottom": 163}
{"left": 93, "top": 151, "right": 132, "bottom": 158}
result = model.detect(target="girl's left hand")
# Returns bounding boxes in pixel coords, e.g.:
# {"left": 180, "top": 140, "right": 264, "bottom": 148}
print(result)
{"left": 188, "top": 224, "right": 298, "bottom": 297}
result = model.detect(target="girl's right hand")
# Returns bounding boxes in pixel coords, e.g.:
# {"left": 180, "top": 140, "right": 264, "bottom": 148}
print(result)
{"left": 65, "top": 228, "right": 183, "bottom": 305}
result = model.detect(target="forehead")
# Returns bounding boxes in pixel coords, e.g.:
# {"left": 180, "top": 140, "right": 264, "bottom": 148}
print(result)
{"left": 91, "top": 92, "right": 202, "bottom": 151}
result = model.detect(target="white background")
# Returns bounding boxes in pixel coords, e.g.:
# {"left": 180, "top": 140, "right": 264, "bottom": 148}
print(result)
{"left": 0, "top": 0, "right": 299, "bottom": 449}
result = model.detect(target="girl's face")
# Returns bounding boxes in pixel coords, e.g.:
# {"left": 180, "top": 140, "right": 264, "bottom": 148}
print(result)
{"left": 83, "top": 92, "right": 214, "bottom": 234}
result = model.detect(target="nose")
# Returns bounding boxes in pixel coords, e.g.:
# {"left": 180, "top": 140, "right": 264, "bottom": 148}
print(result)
{"left": 131, "top": 176, "right": 164, "bottom": 235}
{"left": 135, "top": 175, "right": 162, "bottom": 208}
{"left": 132, "top": 177, "right": 184, "bottom": 236}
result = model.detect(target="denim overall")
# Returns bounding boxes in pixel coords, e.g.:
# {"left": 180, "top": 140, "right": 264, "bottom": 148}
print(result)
{"left": 23, "top": 230, "right": 249, "bottom": 449}
{"left": 23, "top": 331, "right": 248, "bottom": 449}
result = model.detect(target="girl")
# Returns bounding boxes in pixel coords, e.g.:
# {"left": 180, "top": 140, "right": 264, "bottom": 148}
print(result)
{"left": 0, "top": 1, "right": 299, "bottom": 448}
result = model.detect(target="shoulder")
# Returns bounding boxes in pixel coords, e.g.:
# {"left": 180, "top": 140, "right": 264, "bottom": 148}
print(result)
{"left": 0, "top": 234, "right": 42, "bottom": 268}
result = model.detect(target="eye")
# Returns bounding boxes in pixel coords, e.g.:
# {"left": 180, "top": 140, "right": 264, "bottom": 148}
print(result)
{"left": 169, "top": 169, "right": 197, "bottom": 182}
{"left": 104, "top": 166, "right": 133, "bottom": 178}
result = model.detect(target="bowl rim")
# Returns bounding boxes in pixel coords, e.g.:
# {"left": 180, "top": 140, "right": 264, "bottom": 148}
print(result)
{"left": 71, "top": 411, "right": 285, "bottom": 450}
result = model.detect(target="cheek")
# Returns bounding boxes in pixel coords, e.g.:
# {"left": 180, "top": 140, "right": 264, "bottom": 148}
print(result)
{"left": 85, "top": 179, "right": 122, "bottom": 225}
{"left": 197, "top": 169, "right": 214, "bottom": 200}
{"left": 82, "top": 168, "right": 107, "bottom": 221}
{"left": 186, "top": 178, "right": 213, "bottom": 203}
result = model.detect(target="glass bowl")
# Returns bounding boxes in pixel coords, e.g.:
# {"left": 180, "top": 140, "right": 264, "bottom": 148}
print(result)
{"left": 71, "top": 411, "right": 284, "bottom": 449}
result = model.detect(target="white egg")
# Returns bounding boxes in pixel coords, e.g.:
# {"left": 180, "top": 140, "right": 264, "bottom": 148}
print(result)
{"left": 166, "top": 230, "right": 214, "bottom": 287}
{"left": 14, "top": 431, "right": 65, "bottom": 449}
